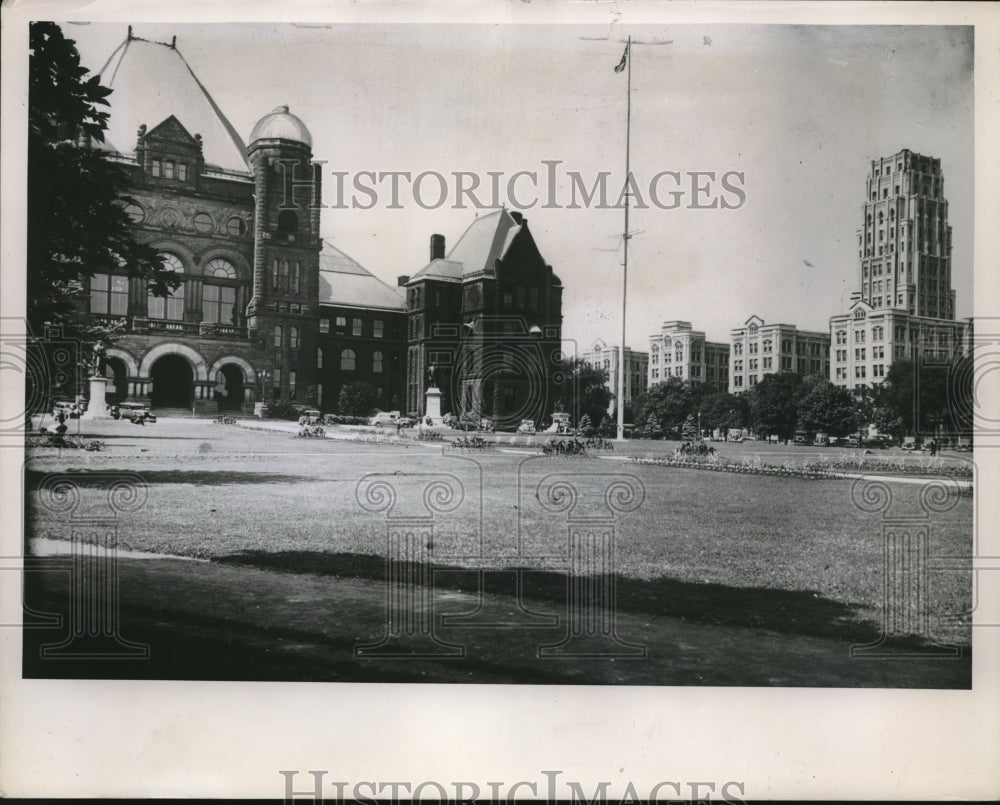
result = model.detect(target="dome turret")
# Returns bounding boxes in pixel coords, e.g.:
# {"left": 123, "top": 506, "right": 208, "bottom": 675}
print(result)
{"left": 249, "top": 105, "right": 312, "bottom": 147}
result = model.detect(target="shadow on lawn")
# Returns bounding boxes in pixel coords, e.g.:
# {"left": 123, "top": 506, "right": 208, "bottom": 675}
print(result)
{"left": 216, "top": 549, "right": 901, "bottom": 647}
{"left": 24, "top": 469, "right": 323, "bottom": 488}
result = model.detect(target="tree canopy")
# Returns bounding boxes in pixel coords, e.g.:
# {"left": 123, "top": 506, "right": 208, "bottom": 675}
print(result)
{"left": 28, "top": 22, "right": 176, "bottom": 338}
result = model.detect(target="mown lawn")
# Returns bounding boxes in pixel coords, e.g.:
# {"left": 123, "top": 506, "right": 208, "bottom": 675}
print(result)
{"left": 24, "top": 420, "right": 974, "bottom": 645}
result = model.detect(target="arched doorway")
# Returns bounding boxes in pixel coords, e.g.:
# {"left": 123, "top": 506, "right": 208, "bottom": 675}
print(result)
{"left": 150, "top": 354, "right": 194, "bottom": 409}
{"left": 104, "top": 358, "right": 128, "bottom": 403}
{"left": 213, "top": 364, "right": 244, "bottom": 412}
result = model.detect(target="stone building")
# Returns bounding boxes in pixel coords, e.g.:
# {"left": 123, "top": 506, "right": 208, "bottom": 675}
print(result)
{"left": 729, "top": 316, "right": 830, "bottom": 393}
{"left": 80, "top": 31, "right": 405, "bottom": 414}
{"left": 580, "top": 339, "right": 648, "bottom": 414}
{"left": 648, "top": 321, "right": 729, "bottom": 391}
{"left": 829, "top": 149, "right": 971, "bottom": 390}
{"left": 402, "top": 209, "right": 564, "bottom": 429}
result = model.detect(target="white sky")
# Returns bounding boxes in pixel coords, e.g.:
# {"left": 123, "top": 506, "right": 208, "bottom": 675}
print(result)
{"left": 66, "top": 22, "right": 974, "bottom": 352}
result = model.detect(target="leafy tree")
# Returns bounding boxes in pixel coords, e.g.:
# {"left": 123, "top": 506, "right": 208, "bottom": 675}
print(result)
{"left": 879, "top": 357, "right": 971, "bottom": 438}
{"left": 643, "top": 411, "right": 663, "bottom": 439}
{"left": 633, "top": 377, "right": 692, "bottom": 438}
{"left": 28, "top": 22, "right": 177, "bottom": 338}
{"left": 797, "top": 379, "right": 858, "bottom": 437}
{"left": 598, "top": 415, "right": 614, "bottom": 437}
{"left": 578, "top": 413, "right": 594, "bottom": 436}
{"left": 338, "top": 380, "right": 379, "bottom": 416}
{"left": 698, "top": 391, "right": 748, "bottom": 432}
{"left": 749, "top": 372, "right": 803, "bottom": 441}
{"left": 562, "top": 358, "right": 614, "bottom": 429}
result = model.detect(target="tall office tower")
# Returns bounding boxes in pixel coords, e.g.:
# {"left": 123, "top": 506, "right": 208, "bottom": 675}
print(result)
{"left": 857, "top": 149, "right": 954, "bottom": 320}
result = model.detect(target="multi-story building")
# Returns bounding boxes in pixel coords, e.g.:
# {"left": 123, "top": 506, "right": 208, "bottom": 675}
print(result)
{"left": 830, "top": 149, "right": 971, "bottom": 390}
{"left": 581, "top": 339, "right": 648, "bottom": 413}
{"left": 402, "top": 209, "right": 563, "bottom": 429}
{"left": 79, "top": 30, "right": 406, "bottom": 414}
{"left": 729, "top": 316, "right": 830, "bottom": 393}
{"left": 649, "top": 321, "right": 729, "bottom": 391}
{"left": 317, "top": 244, "right": 406, "bottom": 412}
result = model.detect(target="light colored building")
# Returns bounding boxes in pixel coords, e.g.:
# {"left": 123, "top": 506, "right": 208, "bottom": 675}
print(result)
{"left": 830, "top": 149, "right": 971, "bottom": 390}
{"left": 648, "top": 320, "right": 729, "bottom": 391}
{"left": 829, "top": 297, "right": 972, "bottom": 389}
{"left": 729, "top": 315, "right": 830, "bottom": 393}
{"left": 582, "top": 339, "right": 648, "bottom": 412}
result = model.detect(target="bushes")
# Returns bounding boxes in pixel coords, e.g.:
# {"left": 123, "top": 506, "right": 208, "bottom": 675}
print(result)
{"left": 265, "top": 400, "right": 301, "bottom": 421}
{"left": 296, "top": 425, "right": 326, "bottom": 438}
{"left": 416, "top": 429, "right": 444, "bottom": 441}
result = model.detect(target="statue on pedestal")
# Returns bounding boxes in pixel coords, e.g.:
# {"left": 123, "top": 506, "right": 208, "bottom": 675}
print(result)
{"left": 427, "top": 363, "right": 439, "bottom": 389}
{"left": 91, "top": 340, "right": 107, "bottom": 378}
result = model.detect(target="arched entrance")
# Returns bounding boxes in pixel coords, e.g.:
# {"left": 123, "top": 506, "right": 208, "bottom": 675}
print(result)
{"left": 105, "top": 358, "right": 127, "bottom": 403}
{"left": 150, "top": 354, "right": 194, "bottom": 409}
{"left": 213, "top": 364, "right": 245, "bottom": 412}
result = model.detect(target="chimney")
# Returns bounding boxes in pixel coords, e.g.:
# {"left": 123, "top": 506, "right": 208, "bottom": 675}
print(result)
{"left": 430, "top": 234, "right": 445, "bottom": 261}
{"left": 397, "top": 275, "right": 410, "bottom": 287}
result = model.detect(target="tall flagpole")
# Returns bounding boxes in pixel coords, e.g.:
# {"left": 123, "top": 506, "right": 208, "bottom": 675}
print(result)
{"left": 617, "top": 35, "right": 631, "bottom": 442}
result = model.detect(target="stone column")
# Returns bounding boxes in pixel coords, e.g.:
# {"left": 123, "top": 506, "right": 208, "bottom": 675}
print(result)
{"left": 81, "top": 376, "right": 110, "bottom": 419}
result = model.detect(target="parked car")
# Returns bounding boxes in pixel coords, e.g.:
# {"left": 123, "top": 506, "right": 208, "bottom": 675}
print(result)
{"left": 369, "top": 411, "right": 398, "bottom": 427}
{"left": 814, "top": 432, "right": 828, "bottom": 447}
{"left": 846, "top": 435, "right": 862, "bottom": 447}
{"left": 827, "top": 435, "right": 844, "bottom": 447}
{"left": 396, "top": 416, "right": 416, "bottom": 428}
{"left": 901, "top": 436, "right": 918, "bottom": 451}
{"left": 863, "top": 434, "right": 890, "bottom": 449}
{"left": 118, "top": 401, "right": 155, "bottom": 423}
{"left": 517, "top": 419, "right": 536, "bottom": 434}
{"left": 793, "top": 432, "right": 809, "bottom": 446}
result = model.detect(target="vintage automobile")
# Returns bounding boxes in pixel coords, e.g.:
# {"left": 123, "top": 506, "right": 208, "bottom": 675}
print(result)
{"left": 395, "top": 417, "right": 416, "bottom": 428}
{"left": 901, "top": 436, "right": 918, "bottom": 451}
{"left": 368, "top": 411, "right": 399, "bottom": 427}
{"left": 118, "top": 401, "right": 156, "bottom": 423}
{"left": 517, "top": 419, "right": 537, "bottom": 434}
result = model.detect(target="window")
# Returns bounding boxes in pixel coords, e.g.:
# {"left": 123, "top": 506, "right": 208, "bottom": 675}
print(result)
{"left": 855, "top": 348, "right": 866, "bottom": 361}
{"left": 202, "top": 284, "right": 236, "bottom": 324}
{"left": 734, "top": 343, "right": 743, "bottom": 356}
{"left": 749, "top": 375, "right": 758, "bottom": 386}
{"left": 272, "top": 368, "right": 281, "bottom": 400}
{"left": 163, "top": 160, "right": 175, "bottom": 180}
{"left": 836, "top": 331, "right": 846, "bottom": 345}
{"left": 734, "top": 375, "right": 743, "bottom": 387}
{"left": 288, "top": 262, "right": 299, "bottom": 294}
{"left": 352, "top": 318, "right": 363, "bottom": 337}
{"left": 285, "top": 327, "right": 297, "bottom": 350}
{"left": 373, "top": 319, "right": 384, "bottom": 338}
{"left": 503, "top": 291, "right": 513, "bottom": 307}
{"left": 336, "top": 316, "right": 347, "bottom": 329}
{"left": 273, "top": 326, "right": 283, "bottom": 348}
{"left": 317, "top": 348, "right": 323, "bottom": 369}
{"left": 341, "top": 349, "right": 356, "bottom": 371}
{"left": 288, "top": 371, "right": 297, "bottom": 395}
{"left": 855, "top": 366, "right": 867, "bottom": 379}
{"left": 151, "top": 159, "right": 161, "bottom": 177}
{"left": 319, "top": 318, "right": 330, "bottom": 334}
{"left": 373, "top": 351, "right": 383, "bottom": 373}
{"left": 123, "top": 203, "right": 144, "bottom": 223}
{"left": 148, "top": 253, "right": 185, "bottom": 320}
{"left": 749, "top": 342, "right": 758, "bottom": 354}
{"left": 226, "top": 217, "right": 246, "bottom": 237}
{"left": 763, "top": 357, "right": 772, "bottom": 369}
{"left": 762, "top": 339, "right": 772, "bottom": 353}
{"left": 271, "top": 260, "right": 280, "bottom": 289}
{"left": 178, "top": 163, "right": 188, "bottom": 182}
{"left": 90, "top": 273, "right": 129, "bottom": 316}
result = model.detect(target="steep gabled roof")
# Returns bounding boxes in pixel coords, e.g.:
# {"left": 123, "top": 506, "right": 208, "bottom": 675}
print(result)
{"left": 408, "top": 209, "right": 527, "bottom": 283}
{"left": 318, "top": 242, "right": 405, "bottom": 312}
{"left": 95, "top": 35, "right": 250, "bottom": 174}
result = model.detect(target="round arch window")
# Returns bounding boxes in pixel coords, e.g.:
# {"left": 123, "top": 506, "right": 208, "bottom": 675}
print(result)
{"left": 193, "top": 212, "right": 214, "bottom": 233}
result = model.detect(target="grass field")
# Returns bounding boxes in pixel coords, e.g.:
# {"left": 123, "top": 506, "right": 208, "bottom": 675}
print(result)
{"left": 24, "top": 417, "right": 974, "bottom": 647}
